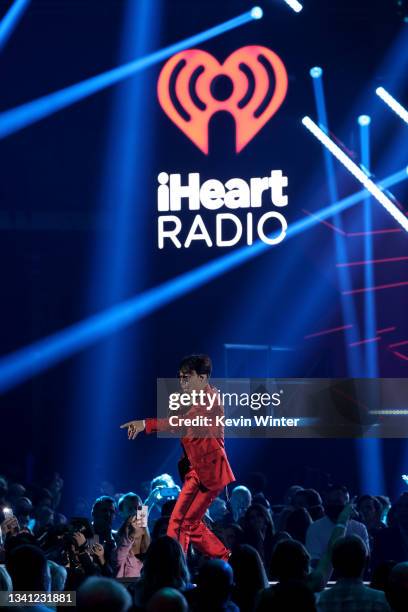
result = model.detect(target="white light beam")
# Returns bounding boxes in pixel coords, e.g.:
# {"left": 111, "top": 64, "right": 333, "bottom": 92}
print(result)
{"left": 376, "top": 87, "right": 408, "bottom": 125}
{"left": 283, "top": 0, "right": 303, "bottom": 13}
{"left": 302, "top": 116, "right": 408, "bottom": 232}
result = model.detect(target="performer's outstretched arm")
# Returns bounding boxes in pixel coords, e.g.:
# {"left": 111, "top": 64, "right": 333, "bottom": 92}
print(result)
{"left": 120, "top": 417, "right": 172, "bottom": 439}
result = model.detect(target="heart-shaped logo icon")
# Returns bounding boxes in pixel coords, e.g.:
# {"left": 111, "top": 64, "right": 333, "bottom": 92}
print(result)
{"left": 158, "top": 45, "right": 288, "bottom": 154}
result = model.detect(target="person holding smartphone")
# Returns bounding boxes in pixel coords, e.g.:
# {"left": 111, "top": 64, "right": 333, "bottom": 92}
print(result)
{"left": 121, "top": 354, "right": 235, "bottom": 560}
{"left": 114, "top": 511, "right": 150, "bottom": 577}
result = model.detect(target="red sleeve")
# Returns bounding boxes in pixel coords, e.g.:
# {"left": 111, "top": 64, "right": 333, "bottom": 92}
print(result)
{"left": 145, "top": 418, "right": 172, "bottom": 434}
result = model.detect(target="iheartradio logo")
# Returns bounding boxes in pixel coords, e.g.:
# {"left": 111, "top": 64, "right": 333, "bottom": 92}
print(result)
{"left": 156, "top": 170, "right": 289, "bottom": 249}
{"left": 157, "top": 46, "right": 288, "bottom": 154}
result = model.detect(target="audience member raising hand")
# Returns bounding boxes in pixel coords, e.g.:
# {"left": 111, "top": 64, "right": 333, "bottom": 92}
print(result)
{"left": 115, "top": 512, "right": 150, "bottom": 578}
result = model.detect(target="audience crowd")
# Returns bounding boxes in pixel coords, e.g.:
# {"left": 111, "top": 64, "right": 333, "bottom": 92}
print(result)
{"left": 1, "top": 471, "right": 408, "bottom": 611}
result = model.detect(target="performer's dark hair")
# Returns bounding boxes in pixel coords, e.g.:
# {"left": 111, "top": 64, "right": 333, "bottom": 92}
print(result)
{"left": 179, "top": 354, "right": 212, "bottom": 377}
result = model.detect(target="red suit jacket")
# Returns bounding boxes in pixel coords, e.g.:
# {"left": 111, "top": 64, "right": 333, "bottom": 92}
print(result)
{"left": 145, "top": 384, "right": 235, "bottom": 492}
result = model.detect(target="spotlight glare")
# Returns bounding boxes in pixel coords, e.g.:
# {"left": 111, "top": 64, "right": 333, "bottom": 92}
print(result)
{"left": 309, "top": 57, "right": 364, "bottom": 378}
{"left": 0, "top": 7, "right": 258, "bottom": 139}
{"left": 358, "top": 114, "right": 371, "bottom": 126}
{"left": 302, "top": 116, "right": 408, "bottom": 232}
{"left": 376, "top": 86, "right": 408, "bottom": 124}
{"left": 0, "top": 0, "right": 30, "bottom": 51}
{"left": 310, "top": 66, "right": 323, "bottom": 79}
{"left": 283, "top": 0, "right": 303, "bottom": 13}
{"left": 251, "top": 6, "right": 263, "bottom": 19}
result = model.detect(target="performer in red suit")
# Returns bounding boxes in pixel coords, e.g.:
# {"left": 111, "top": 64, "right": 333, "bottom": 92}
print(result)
{"left": 120, "top": 354, "right": 235, "bottom": 560}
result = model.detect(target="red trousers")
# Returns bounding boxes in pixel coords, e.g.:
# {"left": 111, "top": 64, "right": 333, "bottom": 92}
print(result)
{"left": 167, "top": 469, "right": 229, "bottom": 560}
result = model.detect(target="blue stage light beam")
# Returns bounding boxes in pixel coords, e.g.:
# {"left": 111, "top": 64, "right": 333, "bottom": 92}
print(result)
{"left": 358, "top": 115, "right": 378, "bottom": 378}
{"left": 310, "top": 67, "right": 363, "bottom": 376}
{"left": 0, "top": 166, "right": 407, "bottom": 394}
{"left": 302, "top": 116, "right": 408, "bottom": 232}
{"left": 72, "top": 0, "right": 161, "bottom": 496}
{"left": 283, "top": 0, "right": 303, "bottom": 13}
{"left": 0, "top": 0, "right": 30, "bottom": 51}
{"left": 376, "top": 87, "right": 408, "bottom": 125}
{"left": 357, "top": 114, "right": 384, "bottom": 497}
{"left": 0, "top": 7, "right": 262, "bottom": 139}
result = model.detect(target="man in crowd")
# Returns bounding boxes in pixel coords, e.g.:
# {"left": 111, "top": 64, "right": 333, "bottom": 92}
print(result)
{"left": 90, "top": 496, "right": 117, "bottom": 574}
{"left": 386, "top": 562, "right": 408, "bottom": 612}
{"left": 306, "top": 485, "right": 369, "bottom": 566}
{"left": 372, "top": 492, "right": 408, "bottom": 568}
{"left": 317, "top": 535, "right": 390, "bottom": 611}
{"left": 229, "top": 486, "right": 252, "bottom": 525}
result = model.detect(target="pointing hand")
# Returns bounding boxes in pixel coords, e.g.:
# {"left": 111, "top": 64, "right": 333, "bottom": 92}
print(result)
{"left": 120, "top": 419, "right": 145, "bottom": 440}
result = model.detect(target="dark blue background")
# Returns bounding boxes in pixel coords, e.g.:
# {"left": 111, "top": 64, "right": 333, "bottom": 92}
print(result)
{"left": 0, "top": 0, "right": 407, "bottom": 508}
